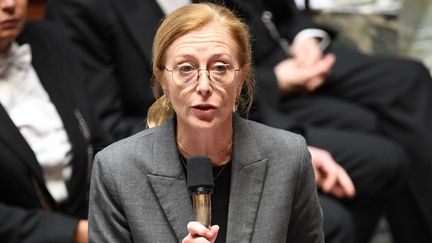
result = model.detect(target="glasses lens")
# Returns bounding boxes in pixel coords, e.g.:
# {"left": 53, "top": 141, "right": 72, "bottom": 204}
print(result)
{"left": 210, "top": 65, "right": 234, "bottom": 87}
{"left": 172, "top": 65, "right": 196, "bottom": 87}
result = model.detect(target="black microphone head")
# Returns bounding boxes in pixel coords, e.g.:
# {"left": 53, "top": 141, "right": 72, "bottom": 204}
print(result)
{"left": 187, "top": 156, "right": 214, "bottom": 193}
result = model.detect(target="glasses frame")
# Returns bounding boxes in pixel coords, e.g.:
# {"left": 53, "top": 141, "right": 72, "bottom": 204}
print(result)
{"left": 162, "top": 64, "right": 241, "bottom": 88}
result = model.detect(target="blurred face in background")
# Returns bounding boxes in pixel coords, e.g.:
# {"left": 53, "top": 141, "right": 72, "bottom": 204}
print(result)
{"left": 161, "top": 22, "right": 246, "bottom": 133}
{"left": 0, "top": 0, "right": 28, "bottom": 53}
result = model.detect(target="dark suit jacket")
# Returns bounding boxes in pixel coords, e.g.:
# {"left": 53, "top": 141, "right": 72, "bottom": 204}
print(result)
{"left": 89, "top": 115, "right": 324, "bottom": 242}
{"left": 45, "top": 0, "right": 164, "bottom": 140}
{"left": 0, "top": 21, "right": 108, "bottom": 243}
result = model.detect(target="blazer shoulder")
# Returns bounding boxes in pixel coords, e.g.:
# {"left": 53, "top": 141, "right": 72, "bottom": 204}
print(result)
{"left": 242, "top": 118, "right": 307, "bottom": 156}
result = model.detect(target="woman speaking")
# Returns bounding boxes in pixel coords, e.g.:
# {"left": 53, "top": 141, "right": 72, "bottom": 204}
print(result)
{"left": 88, "top": 3, "right": 323, "bottom": 242}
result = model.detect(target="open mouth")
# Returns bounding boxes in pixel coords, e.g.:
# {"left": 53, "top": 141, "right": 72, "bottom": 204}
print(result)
{"left": 191, "top": 104, "right": 217, "bottom": 120}
{"left": 192, "top": 104, "right": 216, "bottom": 111}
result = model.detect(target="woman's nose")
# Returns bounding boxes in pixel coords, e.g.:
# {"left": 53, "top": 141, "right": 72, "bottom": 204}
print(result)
{"left": 196, "top": 69, "right": 213, "bottom": 95}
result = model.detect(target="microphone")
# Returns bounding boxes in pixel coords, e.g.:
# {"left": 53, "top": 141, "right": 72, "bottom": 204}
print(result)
{"left": 187, "top": 156, "right": 214, "bottom": 228}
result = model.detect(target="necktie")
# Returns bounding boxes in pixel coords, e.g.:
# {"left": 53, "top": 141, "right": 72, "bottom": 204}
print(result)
{"left": 0, "top": 43, "right": 32, "bottom": 76}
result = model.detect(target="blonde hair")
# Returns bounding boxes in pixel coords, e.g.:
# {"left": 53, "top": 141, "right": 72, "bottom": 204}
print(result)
{"left": 147, "top": 3, "right": 254, "bottom": 127}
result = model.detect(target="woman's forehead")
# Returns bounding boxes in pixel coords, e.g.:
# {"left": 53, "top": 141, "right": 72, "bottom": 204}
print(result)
{"left": 167, "top": 23, "right": 238, "bottom": 60}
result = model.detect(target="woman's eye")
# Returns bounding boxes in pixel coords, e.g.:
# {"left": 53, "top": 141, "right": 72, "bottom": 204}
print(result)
{"left": 178, "top": 65, "right": 194, "bottom": 73}
{"left": 213, "top": 64, "right": 228, "bottom": 73}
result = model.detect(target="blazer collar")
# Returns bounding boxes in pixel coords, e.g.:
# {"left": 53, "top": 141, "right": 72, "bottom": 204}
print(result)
{"left": 227, "top": 114, "right": 268, "bottom": 242}
{"left": 148, "top": 114, "right": 268, "bottom": 241}
{"left": 147, "top": 115, "right": 193, "bottom": 241}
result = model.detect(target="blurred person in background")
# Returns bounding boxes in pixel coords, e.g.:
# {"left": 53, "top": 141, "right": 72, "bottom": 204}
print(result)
{"left": 0, "top": 0, "right": 109, "bottom": 242}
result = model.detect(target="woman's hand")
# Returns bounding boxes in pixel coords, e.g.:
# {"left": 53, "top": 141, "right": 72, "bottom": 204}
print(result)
{"left": 308, "top": 146, "right": 356, "bottom": 199}
{"left": 74, "top": 220, "right": 88, "bottom": 243}
{"left": 182, "top": 221, "right": 219, "bottom": 243}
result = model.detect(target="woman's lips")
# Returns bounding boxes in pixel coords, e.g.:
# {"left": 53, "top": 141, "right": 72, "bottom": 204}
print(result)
{"left": 191, "top": 104, "right": 217, "bottom": 119}
{"left": 192, "top": 104, "right": 216, "bottom": 110}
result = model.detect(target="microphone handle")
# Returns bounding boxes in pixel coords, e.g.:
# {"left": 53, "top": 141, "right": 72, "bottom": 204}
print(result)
{"left": 191, "top": 192, "right": 211, "bottom": 228}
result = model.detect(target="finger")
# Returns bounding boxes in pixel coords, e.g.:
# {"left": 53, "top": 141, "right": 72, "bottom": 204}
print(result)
{"left": 296, "top": 51, "right": 320, "bottom": 67}
{"left": 297, "top": 67, "right": 323, "bottom": 87}
{"left": 319, "top": 54, "right": 336, "bottom": 74}
{"left": 291, "top": 38, "right": 322, "bottom": 66}
{"left": 305, "top": 76, "right": 325, "bottom": 92}
{"left": 313, "top": 166, "right": 321, "bottom": 183}
{"left": 209, "top": 225, "right": 220, "bottom": 243}
{"left": 309, "top": 56, "right": 334, "bottom": 79}
{"left": 274, "top": 59, "right": 302, "bottom": 91}
{"left": 303, "top": 46, "right": 323, "bottom": 67}
{"left": 187, "top": 221, "right": 210, "bottom": 238}
{"left": 329, "top": 185, "right": 346, "bottom": 198}
{"left": 182, "top": 234, "right": 209, "bottom": 243}
{"left": 182, "top": 233, "right": 208, "bottom": 243}
{"left": 336, "top": 167, "right": 356, "bottom": 198}
{"left": 302, "top": 55, "right": 336, "bottom": 91}
{"left": 321, "top": 168, "right": 338, "bottom": 193}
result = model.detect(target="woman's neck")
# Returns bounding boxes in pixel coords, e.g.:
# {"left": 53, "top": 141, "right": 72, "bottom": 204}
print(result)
{"left": 176, "top": 122, "right": 233, "bottom": 166}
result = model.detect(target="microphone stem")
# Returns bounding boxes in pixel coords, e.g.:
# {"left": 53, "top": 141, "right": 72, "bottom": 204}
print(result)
{"left": 192, "top": 193, "right": 211, "bottom": 228}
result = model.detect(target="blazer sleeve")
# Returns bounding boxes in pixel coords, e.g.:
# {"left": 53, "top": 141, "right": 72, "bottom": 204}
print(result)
{"left": 88, "top": 152, "right": 133, "bottom": 242}
{"left": 44, "top": 0, "right": 144, "bottom": 140}
{"left": 286, "top": 139, "right": 324, "bottom": 242}
{"left": 0, "top": 203, "right": 79, "bottom": 243}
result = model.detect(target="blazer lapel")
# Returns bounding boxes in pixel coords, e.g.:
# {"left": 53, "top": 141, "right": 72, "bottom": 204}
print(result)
{"left": 147, "top": 117, "right": 194, "bottom": 241}
{"left": 0, "top": 105, "right": 45, "bottom": 183}
{"left": 108, "top": 0, "right": 164, "bottom": 62}
{"left": 145, "top": 115, "right": 268, "bottom": 241}
{"left": 147, "top": 174, "right": 193, "bottom": 241}
{"left": 227, "top": 115, "right": 268, "bottom": 242}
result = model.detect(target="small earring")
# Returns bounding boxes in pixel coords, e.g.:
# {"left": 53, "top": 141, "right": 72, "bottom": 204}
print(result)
{"left": 233, "top": 98, "right": 240, "bottom": 112}
{"left": 162, "top": 95, "right": 171, "bottom": 112}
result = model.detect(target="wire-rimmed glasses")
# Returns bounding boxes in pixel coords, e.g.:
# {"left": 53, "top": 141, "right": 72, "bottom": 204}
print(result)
{"left": 163, "top": 63, "right": 240, "bottom": 88}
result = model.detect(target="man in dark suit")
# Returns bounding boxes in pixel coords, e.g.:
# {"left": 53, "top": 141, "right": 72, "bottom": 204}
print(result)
{"left": 45, "top": 0, "right": 160, "bottom": 140}
{"left": 0, "top": 0, "right": 110, "bottom": 242}
{"left": 45, "top": 0, "right": 424, "bottom": 242}
{"left": 234, "top": 1, "right": 432, "bottom": 242}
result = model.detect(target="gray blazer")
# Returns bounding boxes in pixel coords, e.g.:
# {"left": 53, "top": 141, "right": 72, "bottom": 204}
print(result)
{"left": 89, "top": 115, "right": 324, "bottom": 242}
